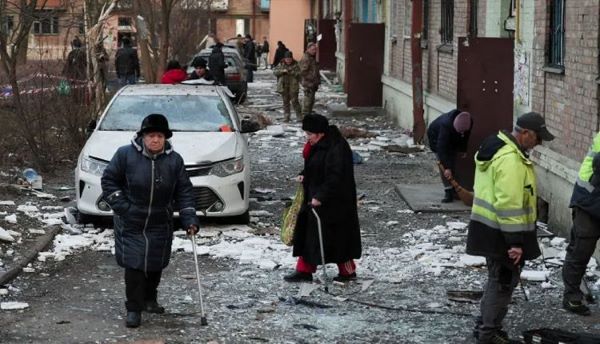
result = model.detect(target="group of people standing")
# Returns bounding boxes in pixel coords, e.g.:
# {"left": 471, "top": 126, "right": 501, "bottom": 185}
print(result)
{"left": 429, "top": 109, "right": 600, "bottom": 343}
{"left": 273, "top": 42, "right": 320, "bottom": 122}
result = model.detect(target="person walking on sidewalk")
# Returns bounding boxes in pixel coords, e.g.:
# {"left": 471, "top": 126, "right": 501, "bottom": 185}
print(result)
{"left": 261, "top": 36, "right": 270, "bottom": 69}
{"left": 299, "top": 43, "right": 320, "bottom": 116}
{"left": 273, "top": 51, "right": 302, "bottom": 122}
{"left": 467, "top": 112, "right": 554, "bottom": 344}
{"left": 115, "top": 37, "right": 140, "bottom": 86}
{"left": 427, "top": 110, "right": 473, "bottom": 203}
{"left": 243, "top": 34, "right": 257, "bottom": 83}
{"left": 101, "top": 114, "right": 199, "bottom": 328}
{"left": 284, "top": 114, "right": 362, "bottom": 283}
{"left": 562, "top": 132, "right": 600, "bottom": 316}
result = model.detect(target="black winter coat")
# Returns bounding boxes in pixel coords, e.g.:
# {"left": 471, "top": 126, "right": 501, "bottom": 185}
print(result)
{"left": 244, "top": 42, "right": 257, "bottom": 64}
{"left": 115, "top": 47, "right": 140, "bottom": 78}
{"left": 101, "top": 137, "right": 199, "bottom": 272}
{"left": 272, "top": 46, "right": 287, "bottom": 68}
{"left": 427, "top": 109, "right": 472, "bottom": 169}
{"left": 293, "top": 126, "right": 362, "bottom": 265}
{"left": 208, "top": 47, "right": 226, "bottom": 84}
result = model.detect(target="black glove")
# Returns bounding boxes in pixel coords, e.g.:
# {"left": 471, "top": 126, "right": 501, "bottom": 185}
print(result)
{"left": 591, "top": 154, "right": 600, "bottom": 188}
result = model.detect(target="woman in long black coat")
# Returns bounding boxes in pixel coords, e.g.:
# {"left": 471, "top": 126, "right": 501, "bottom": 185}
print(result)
{"left": 101, "top": 114, "right": 199, "bottom": 328}
{"left": 284, "top": 114, "right": 362, "bottom": 283}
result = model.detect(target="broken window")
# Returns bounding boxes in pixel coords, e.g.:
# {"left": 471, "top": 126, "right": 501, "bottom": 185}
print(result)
{"left": 118, "top": 17, "right": 132, "bottom": 27}
{"left": 440, "top": 0, "right": 454, "bottom": 44}
{"left": 548, "top": 0, "right": 565, "bottom": 68}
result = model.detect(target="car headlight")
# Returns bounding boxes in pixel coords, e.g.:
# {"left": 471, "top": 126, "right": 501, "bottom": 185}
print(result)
{"left": 210, "top": 157, "right": 244, "bottom": 177}
{"left": 81, "top": 156, "right": 108, "bottom": 176}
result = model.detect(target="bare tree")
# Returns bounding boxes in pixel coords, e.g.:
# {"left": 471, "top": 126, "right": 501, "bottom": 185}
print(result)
{"left": 133, "top": 0, "right": 181, "bottom": 83}
{"left": 0, "top": 0, "right": 50, "bottom": 169}
{"left": 84, "top": 0, "right": 118, "bottom": 114}
{"left": 169, "top": 0, "right": 214, "bottom": 63}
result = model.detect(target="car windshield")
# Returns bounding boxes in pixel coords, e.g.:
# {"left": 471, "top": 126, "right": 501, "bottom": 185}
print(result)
{"left": 197, "top": 55, "right": 238, "bottom": 68}
{"left": 99, "top": 94, "right": 233, "bottom": 132}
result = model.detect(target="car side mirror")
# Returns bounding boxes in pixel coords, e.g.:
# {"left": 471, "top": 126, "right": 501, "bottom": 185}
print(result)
{"left": 240, "top": 119, "right": 260, "bottom": 133}
{"left": 86, "top": 119, "right": 97, "bottom": 136}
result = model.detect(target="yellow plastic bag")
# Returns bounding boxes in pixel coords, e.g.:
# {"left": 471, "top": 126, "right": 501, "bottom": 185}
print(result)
{"left": 281, "top": 185, "right": 303, "bottom": 246}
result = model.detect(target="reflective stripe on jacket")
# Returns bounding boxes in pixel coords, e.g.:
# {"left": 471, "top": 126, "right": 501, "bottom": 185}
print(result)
{"left": 466, "top": 131, "right": 541, "bottom": 260}
{"left": 570, "top": 132, "right": 600, "bottom": 219}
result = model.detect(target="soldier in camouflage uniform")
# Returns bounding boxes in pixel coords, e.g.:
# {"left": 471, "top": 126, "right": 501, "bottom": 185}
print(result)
{"left": 299, "top": 43, "right": 320, "bottom": 116}
{"left": 274, "top": 51, "right": 302, "bottom": 122}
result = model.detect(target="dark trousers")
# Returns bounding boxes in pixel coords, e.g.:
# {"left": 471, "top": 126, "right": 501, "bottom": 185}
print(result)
{"left": 125, "top": 268, "right": 162, "bottom": 312}
{"left": 562, "top": 207, "right": 600, "bottom": 302}
{"left": 246, "top": 66, "right": 254, "bottom": 82}
{"left": 478, "top": 257, "right": 520, "bottom": 342}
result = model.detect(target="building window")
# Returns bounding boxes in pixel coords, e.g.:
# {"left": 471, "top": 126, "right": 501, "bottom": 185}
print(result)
{"left": 548, "top": 0, "right": 565, "bottom": 68}
{"left": 422, "top": 0, "right": 429, "bottom": 42}
{"left": 440, "top": 0, "right": 454, "bottom": 44}
{"left": 235, "top": 19, "right": 249, "bottom": 36}
{"left": 1, "top": 16, "right": 14, "bottom": 34}
{"left": 33, "top": 15, "right": 59, "bottom": 35}
{"left": 118, "top": 17, "right": 132, "bottom": 27}
{"left": 469, "top": 0, "right": 478, "bottom": 37}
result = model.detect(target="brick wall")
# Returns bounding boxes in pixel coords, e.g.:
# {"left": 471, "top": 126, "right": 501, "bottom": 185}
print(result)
{"left": 531, "top": 0, "right": 600, "bottom": 160}
{"left": 386, "top": 0, "right": 473, "bottom": 103}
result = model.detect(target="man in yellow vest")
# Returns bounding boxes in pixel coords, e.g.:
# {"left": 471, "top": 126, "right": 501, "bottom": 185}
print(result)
{"left": 467, "top": 112, "right": 554, "bottom": 344}
{"left": 562, "top": 133, "right": 600, "bottom": 316}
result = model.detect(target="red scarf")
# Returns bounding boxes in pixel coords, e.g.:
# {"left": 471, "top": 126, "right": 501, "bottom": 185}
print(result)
{"left": 302, "top": 141, "right": 311, "bottom": 160}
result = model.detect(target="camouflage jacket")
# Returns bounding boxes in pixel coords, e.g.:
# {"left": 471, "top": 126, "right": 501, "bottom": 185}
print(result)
{"left": 273, "top": 61, "right": 301, "bottom": 94}
{"left": 299, "top": 53, "right": 320, "bottom": 90}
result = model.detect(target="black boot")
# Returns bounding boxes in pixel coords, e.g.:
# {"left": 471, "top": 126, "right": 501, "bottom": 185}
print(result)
{"left": 283, "top": 271, "right": 313, "bottom": 282}
{"left": 144, "top": 300, "right": 165, "bottom": 314}
{"left": 126, "top": 311, "right": 141, "bottom": 328}
{"left": 442, "top": 189, "right": 454, "bottom": 203}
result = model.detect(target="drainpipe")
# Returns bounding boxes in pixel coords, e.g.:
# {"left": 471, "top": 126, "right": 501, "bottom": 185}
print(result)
{"left": 252, "top": 0, "right": 257, "bottom": 38}
{"left": 343, "top": 0, "right": 352, "bottom": 92}
{"left": 411, "top": 0, "right": 426, "bottom": 143}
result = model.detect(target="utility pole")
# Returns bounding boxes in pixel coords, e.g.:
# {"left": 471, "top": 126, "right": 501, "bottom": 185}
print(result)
{"left": 411, "top": 0, "right": 425, "bottom": 144}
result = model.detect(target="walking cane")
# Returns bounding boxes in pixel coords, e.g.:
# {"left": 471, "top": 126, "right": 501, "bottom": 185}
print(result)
{"left": 311, "top": 207, "right": 329, "bottom": 292}
{"left": 190, "top": 234, "right": 208, "bottom": 326}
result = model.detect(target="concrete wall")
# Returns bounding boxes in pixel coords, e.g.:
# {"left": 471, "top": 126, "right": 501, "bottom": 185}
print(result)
{"left": 269, "top": 0, "right": 311, "bottom": 62}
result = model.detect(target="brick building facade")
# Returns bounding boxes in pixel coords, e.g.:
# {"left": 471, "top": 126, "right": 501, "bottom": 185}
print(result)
{"left": 382, "top": 0, "right": 600, "bottom": 242}
{"left": 213, "top": 0, "right": 270, "bottom": 43}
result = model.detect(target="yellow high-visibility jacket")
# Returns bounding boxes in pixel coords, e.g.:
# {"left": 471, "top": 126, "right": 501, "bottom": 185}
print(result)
{"left": 570, "top": 132, "right": 600, "bottom": 220}
{"left": 466, "top": 131, "right": 541, "bottom": 260}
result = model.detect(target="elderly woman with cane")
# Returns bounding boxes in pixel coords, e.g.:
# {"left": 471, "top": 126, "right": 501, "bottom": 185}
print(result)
{"left": 284, "top": 113, "right": 362, "bottom": 283}
{"left": 101, "top": 114, "right": 199, "bottom": 328}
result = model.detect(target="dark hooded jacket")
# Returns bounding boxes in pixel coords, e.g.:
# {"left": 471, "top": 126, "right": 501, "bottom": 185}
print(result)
{"left": 208, "top": 46, "right": 226, "bottom": 84}
{"left": 115, "top": 46, "right": 140, "bottom": 78}
{"left": 101, "top": 136, "right": 199, "bottom": 272}
{"left": 427, "top": 109, "right": 473, "bottom": 169}
{"left": 293, "top": 125, "right": 362, "bottom": 265}
{"left": 272, "top": 45, "right": 288, "bottom": 68}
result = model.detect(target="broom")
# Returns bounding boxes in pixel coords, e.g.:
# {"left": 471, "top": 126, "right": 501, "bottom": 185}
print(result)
{"left": 437, "top": 161, "right": 474, "bottom": 206}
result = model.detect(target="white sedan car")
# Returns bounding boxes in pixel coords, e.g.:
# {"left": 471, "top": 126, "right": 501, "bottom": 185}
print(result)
{"left": 75, "top": 83, "right": 256, "bottom": 224}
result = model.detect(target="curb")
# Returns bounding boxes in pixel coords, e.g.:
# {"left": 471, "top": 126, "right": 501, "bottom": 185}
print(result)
{"left": 0, "top": 226, "right": 62, "bottom": 286}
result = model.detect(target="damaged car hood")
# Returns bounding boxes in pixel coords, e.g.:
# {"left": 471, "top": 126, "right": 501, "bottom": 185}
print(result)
{"left": 85, "top": 131, "right": 239, "bottom": 164}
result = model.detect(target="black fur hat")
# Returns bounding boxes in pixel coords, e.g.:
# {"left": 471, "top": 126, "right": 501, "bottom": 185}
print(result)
{"left": 138, "top": 114, "right": 172, "bottom": 138}
{"left": 302, "top": 113, "right": 329, "bottom": 133}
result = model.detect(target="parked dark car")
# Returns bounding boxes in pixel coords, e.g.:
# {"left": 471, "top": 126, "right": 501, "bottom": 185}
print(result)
{"left": 188, "top": 45, "right": 248, "bottom": 102}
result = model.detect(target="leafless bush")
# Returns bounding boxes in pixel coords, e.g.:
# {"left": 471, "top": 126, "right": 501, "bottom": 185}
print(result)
{"left": 0, "top": 60, "right": 100, "bottom": 172}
